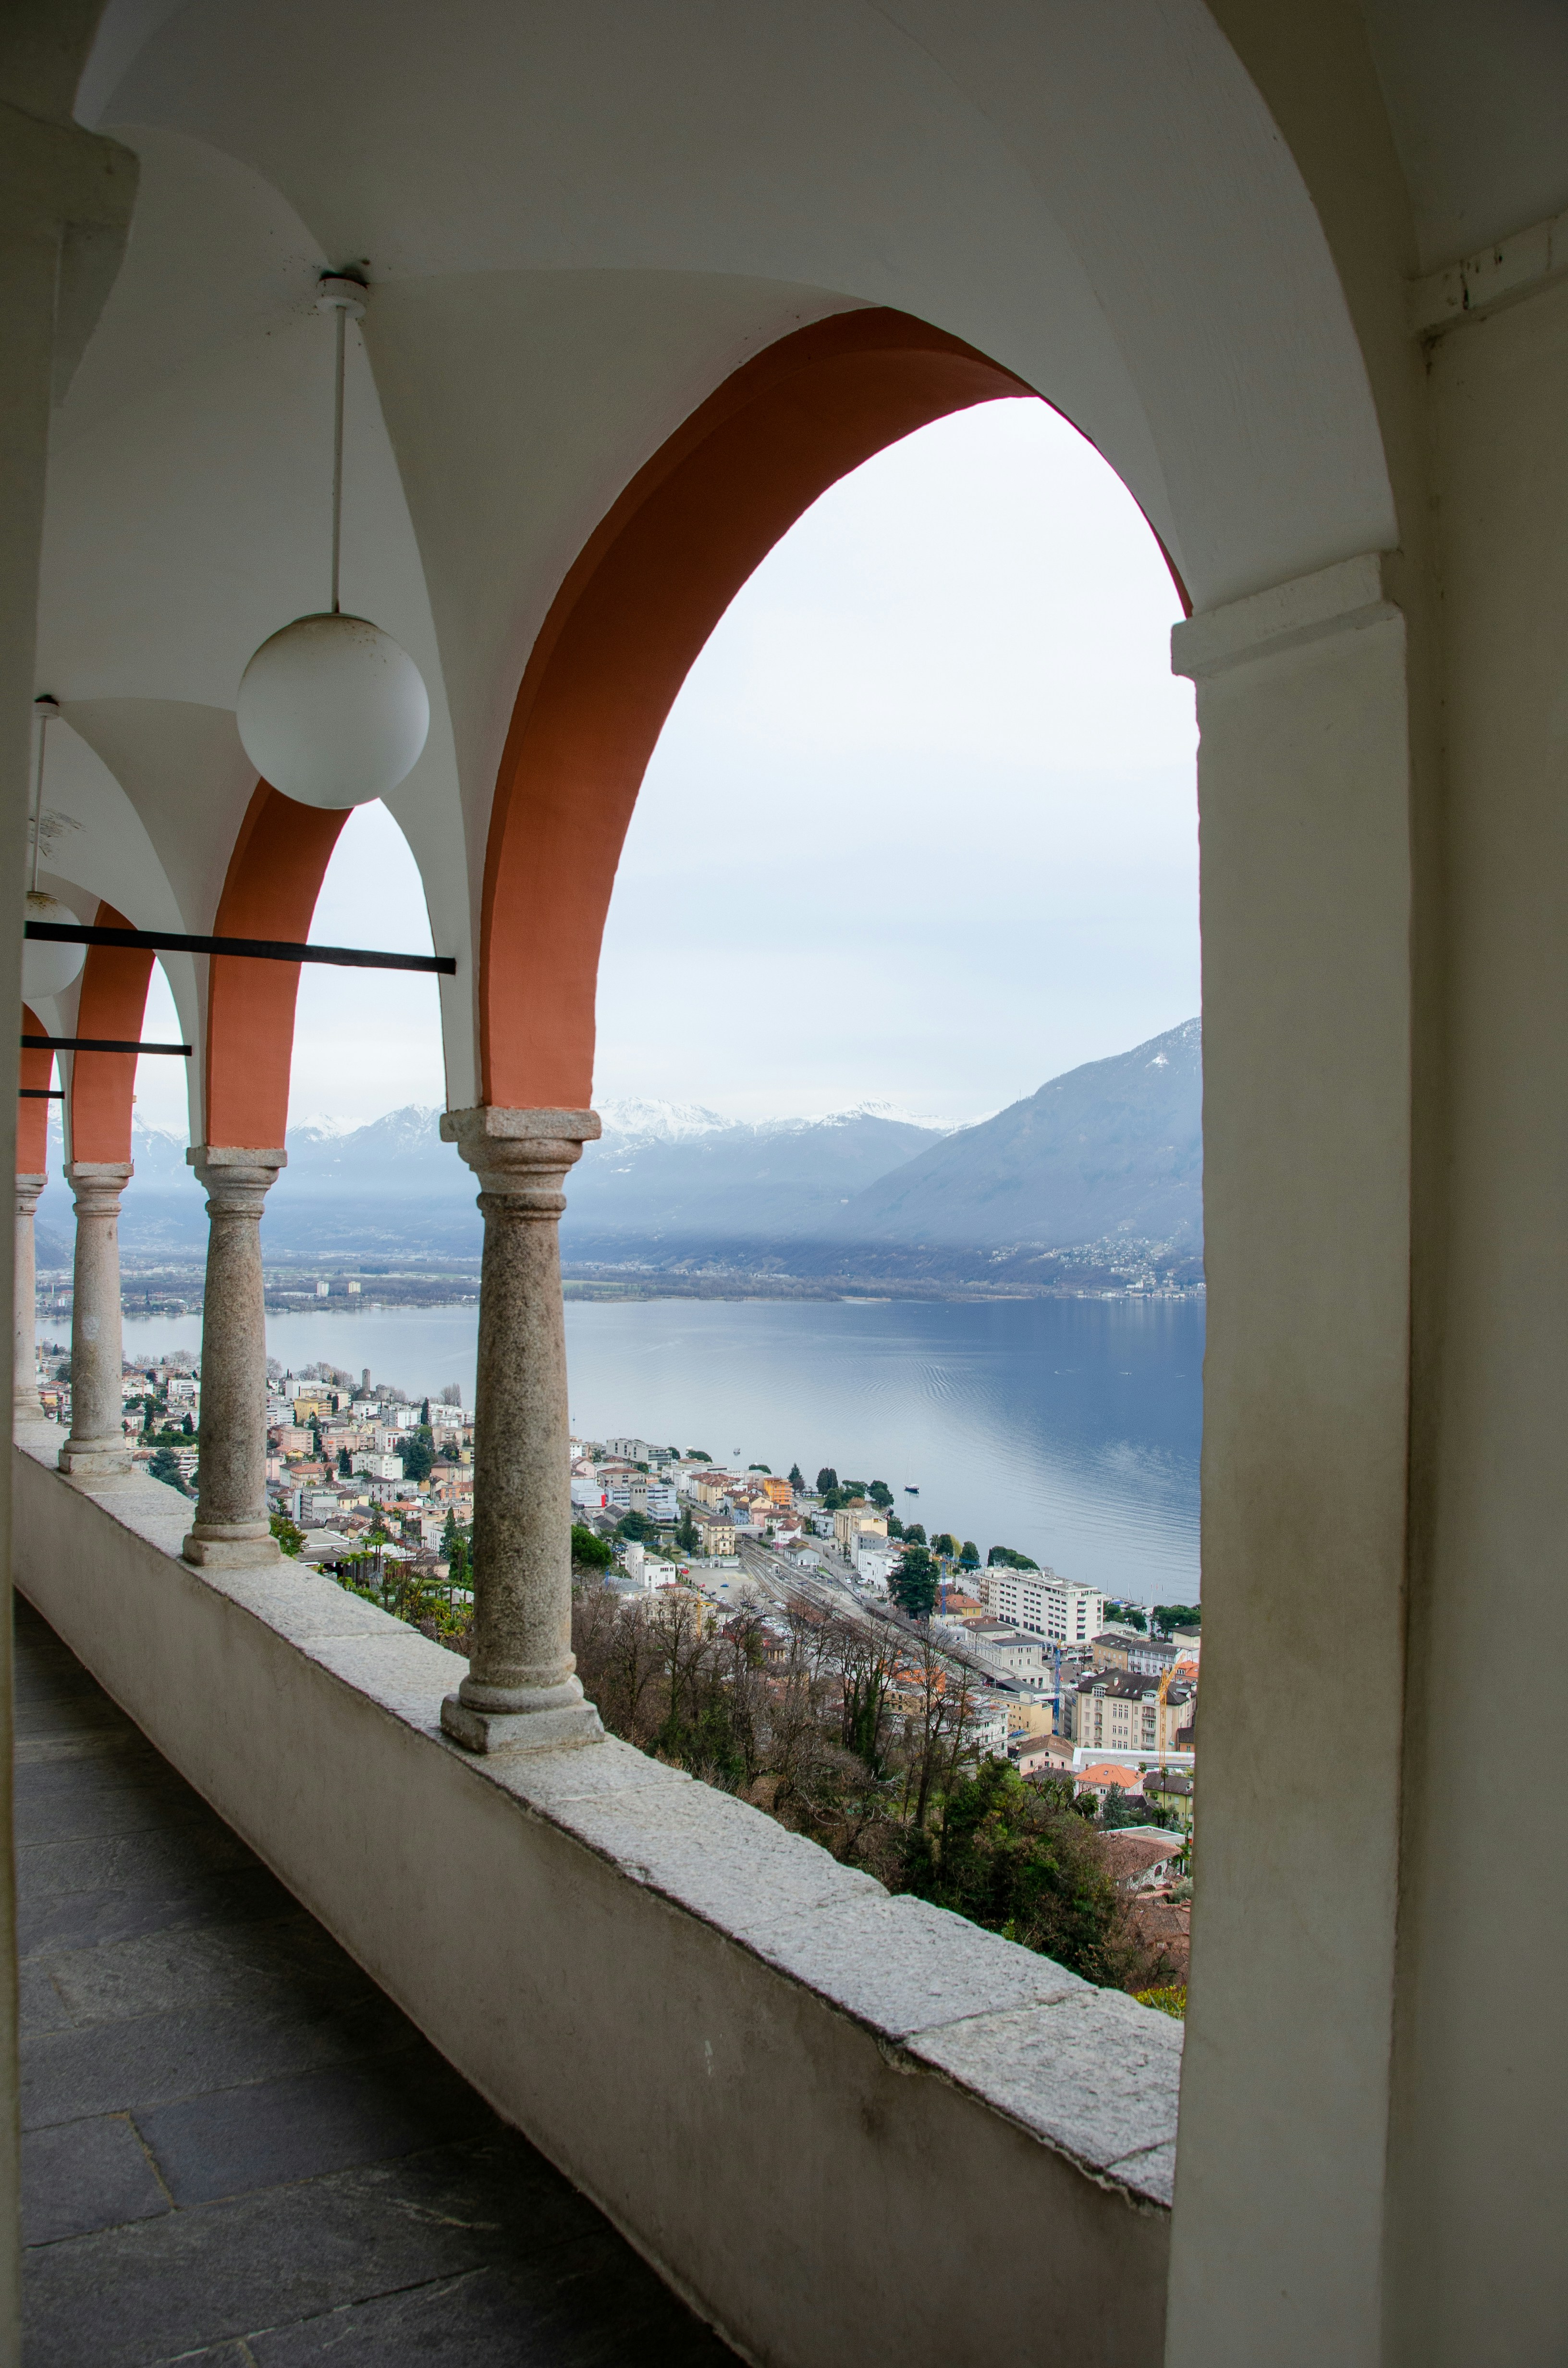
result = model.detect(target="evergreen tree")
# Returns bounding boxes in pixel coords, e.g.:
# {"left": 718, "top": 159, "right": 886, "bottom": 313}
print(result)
{"left": 816, "top": 1466, "right": 838, "bottom": 1495}
{"left": 891, "top": 1544, "right": 938, "bottom": 1621}
{"left": 787, "top": 1463, "right": 804, "bottom": 1490}
{"left": 959, "top": 1541, "right": 980, "bottom": 1568}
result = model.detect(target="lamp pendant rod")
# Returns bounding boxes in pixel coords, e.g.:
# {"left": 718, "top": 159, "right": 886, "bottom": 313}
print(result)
{"left": 330, "top": 297, "right": 346, "bottom": 617}
{"left": 28, "top": 699, "right": 54, "bottom": 894}
{"left": 29, "top": 723, "right": 42, "bottom": 892}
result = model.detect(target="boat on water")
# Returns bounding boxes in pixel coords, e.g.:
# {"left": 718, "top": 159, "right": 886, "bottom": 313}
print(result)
{"left": 904, "top": 1485, "right": 919, "bottom": 1494}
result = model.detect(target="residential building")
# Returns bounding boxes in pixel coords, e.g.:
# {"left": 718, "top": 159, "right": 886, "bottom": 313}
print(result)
{"left": 980, "top": 1565, "right": 1104, "bottom": 1650}
{"left": 964, "top": 1696, "right": 1011, "bottom": 1756}
{"left": 1100, "top": 1830, "right": 1186, "bottom": 1892}
{"left": 952, "top": 1621, "right": 1050, "bottom": 1680}
{"left": 353, "top": 1452, "right": 405, "bottom": 1483}
{"left": 690, "top": 1510, "right": 736, "bottom": 1557}
{"left": 1010, "top": 1731, "right": 1075, "bottom": 1778}
{"left": 1092, "top": 1628, "right": 1181, "bottom": 1677}
{"left": 832, "top": 1506, "right": 887, "bottom": 1550}
{"left": 1071, "top": 1671, "right": 1195, "bottom": 1759}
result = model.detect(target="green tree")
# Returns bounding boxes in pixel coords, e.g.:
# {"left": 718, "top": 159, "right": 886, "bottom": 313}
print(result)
{"left": 677, "top": 1509, "right": 700, "bottom": 1556}
{"left": 885, "top": 1512, "right": 905, "bottom": 1539}
{"left": 902, "top": 1758, "right": 1135, "bottom": 1987}
{"left": 903, "top": 1522, "right": 927, "bottom": 1546}
{"left": 269, "top": 1508, "right": 304, "bottom": 1558}
{"left": 572, "top": 1522, "right": 612, "bottom": 1570}
{"left": 931, "top": 1531, "right": 959, "bottom": 1560}
{"left": 747, "top": 1463, "right": 772, "bottom": 1474}
{"left": 337, "top": 1446, "right": 352, "bottom": 1476}
{"left": 891, "top": 1544, "right": 938, "bottom": 1621}
{"left": 686, "top": 1446, "right": 712, "bottom": 1461}
{"left": 987, "top": 1545, "right": 1040, "bottom": 1570}
{"left": 787, "top": 1463, "right": 804, "bottom": 1490}
{"left": 616, "top": 1509, "right": 658, "bottom": 1544}
{"left": 959, "top": 1540, "right": 980, "bottom": 1568}
{"left": 419, "top": 1397, "right": 430, "bottom": 1425}
{"left": 147, "top": 1446, "right": 189, "bottom": 1494}
{"left": 402, "top": 1427, "right": 435, "bottom": 1483}
{"left": 867, "top": 1480, "right": 894, "bottom": 1509}
{"left": 815, "top": 1466, "right": 838, "bottom": 1495}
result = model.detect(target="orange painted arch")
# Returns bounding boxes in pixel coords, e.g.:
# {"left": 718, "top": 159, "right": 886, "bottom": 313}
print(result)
{"left": 205, "top": 785, "right": 348, "bottom": 1148}
{"left": 479, "top": 306, "right": 1188, "bottom": 1110}
{"left": 70, "top": 902, "right": 155, "bottom": 1166}
{"left": 17, "top": 1006, "right": 53, "bottom": 1174}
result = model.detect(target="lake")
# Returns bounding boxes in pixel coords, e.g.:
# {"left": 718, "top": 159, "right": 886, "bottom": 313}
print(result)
{"left": 119, "top": 1295, "right": 1203, "bottom": 1606}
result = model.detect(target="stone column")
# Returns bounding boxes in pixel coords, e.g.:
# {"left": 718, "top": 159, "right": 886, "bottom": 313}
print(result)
{"left": 13, "top": 1174, "right": 49, "bottom": 1427}
{"left": 57, "top": 1162, "right": 133, "bottom": 1479}
{"left": 439, "top": 1106, "right": 603, "bottom": 1752}
{"left": 181, "top": 1147, "right": 285, "bottom": 1568}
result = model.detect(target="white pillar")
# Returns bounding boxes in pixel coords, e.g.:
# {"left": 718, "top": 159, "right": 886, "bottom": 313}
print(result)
{"left": 439, "top": 1106, "right": 603, "bottom": 1752}
{"left": 57, "top": 1161, "right": 133, "bottom": 1479}
{"left": 181, "top": 1147, "right": 284, "bottom": 1569}
{"left": 12, "top": 1173, "right": 47, "bottom": 1427}
{"left": 1164, "top": 555, "right": 1414, "bottom": 2368}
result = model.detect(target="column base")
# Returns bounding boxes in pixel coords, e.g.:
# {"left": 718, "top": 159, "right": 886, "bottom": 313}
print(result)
{"left": 182, "top": 1531, "right": 283, "bottom": 1570}
{"left": 441, "top": 1693, "right": 605, "bottom": 1754}
{"left": 57, "top": 1441, "right": 133, "bottom": 1480}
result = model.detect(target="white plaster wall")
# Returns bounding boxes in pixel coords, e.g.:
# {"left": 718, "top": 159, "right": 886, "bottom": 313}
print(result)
{"left": 12, "top": 1441, "right": 1176, "bottom": 2368}
{"left": 1383, "top": 274, "right": 1568, "bottom": 2367}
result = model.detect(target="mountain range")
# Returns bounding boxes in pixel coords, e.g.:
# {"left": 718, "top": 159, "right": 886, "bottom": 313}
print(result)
{"left": 34, "top": 1020, "right": 1202, "bottom": 1282}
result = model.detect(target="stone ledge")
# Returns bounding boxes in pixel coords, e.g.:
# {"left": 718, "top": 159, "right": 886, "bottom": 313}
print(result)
{"left": 12, "top": 1428, "right": 1177, "bottom": 2366}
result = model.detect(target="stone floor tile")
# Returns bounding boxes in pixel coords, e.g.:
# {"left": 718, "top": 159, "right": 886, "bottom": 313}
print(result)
{"left": 20, "top": 1820, "right": 260, "bottom": 1908}
{"left": 17, "top": 1961, "right": 73, "bottom": 2038}
{"left": 21, "top": 2112, "right": 171, "bottom": 2245}
{"left": 19, "top": 1862, "right": 296, "bottom": 1960}
{"left": 40, "top": 1909, "right": 376, "bottom": 2028}
{"left": 13, "top": 1756, "right": 217, "bottom": 1849}
{"left": 22, "top": 2138, "right": 605, "bottom": 2368}
{"left": 248, "top": 2243, "right": 735, "bottom": 2366}
{"left": 22, "top": 1989, "right": 421, "bottom": 2131}
{"left": 139, "top": 2051, "right": 500, "bottom": 2205}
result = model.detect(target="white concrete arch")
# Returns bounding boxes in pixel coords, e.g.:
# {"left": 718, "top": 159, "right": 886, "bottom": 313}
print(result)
{"left": 48, "top": 0, "right": 1401, "bottom": 1119}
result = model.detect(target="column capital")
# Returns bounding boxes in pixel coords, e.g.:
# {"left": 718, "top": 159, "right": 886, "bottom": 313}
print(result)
{"left": 15, "top": 1172, "right": 46, "bottom": 1210}
{"left": 187, "top": 1146, "right": 286, "bottom": 1215}
{"left": 64, "top": 1160, "right": 133, "bottom": 1212}
{"left": 441, "top": 1107, "right": 600, "bottom": 1203}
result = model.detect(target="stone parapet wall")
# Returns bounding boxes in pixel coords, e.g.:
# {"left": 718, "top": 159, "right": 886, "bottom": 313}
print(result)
{"left": 12, "top": 1433, "right": 1175, "bottom": 2368}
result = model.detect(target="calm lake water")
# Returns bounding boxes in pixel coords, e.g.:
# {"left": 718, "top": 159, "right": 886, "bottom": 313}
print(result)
{"left": 118, "top": 1295, "right": 1203, "bottom": 1606}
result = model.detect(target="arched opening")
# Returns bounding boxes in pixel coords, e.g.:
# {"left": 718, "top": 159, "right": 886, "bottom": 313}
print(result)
{"left": 480, "top": 310, "right": 1051, "bottom": 1107}
{"left": 204, "top": 785, "right": 350, "bottom": 1149}
{"left": 69, "top": 902, "right": 155, "bottom": 1166}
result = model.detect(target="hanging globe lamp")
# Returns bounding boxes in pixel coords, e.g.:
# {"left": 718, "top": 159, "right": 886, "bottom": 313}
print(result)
{"left": 234, "top": 276, "right": 429, "bottom": 810}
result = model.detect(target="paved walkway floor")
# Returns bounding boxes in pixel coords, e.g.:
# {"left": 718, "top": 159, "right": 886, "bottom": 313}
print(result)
{"left": 13, "top": 1594, "right": 736, "bottom": 2367}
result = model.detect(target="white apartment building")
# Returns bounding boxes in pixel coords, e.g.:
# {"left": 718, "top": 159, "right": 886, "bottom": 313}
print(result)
{"left": 354, "top": 1451, "right": 405, "bottom": 1482}
{"left": 980, "top": 1564, "right": 1104, "bottom": 1650}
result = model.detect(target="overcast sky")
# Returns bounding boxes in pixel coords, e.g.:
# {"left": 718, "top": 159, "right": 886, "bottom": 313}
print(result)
{"left": 137, "top": 398, "right": 1198, "bottom": 1136}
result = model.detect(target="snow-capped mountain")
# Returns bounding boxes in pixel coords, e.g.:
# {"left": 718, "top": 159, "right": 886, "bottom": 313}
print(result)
{"left": 32, "top": 1027, "right": 1202, "bottom": 1270}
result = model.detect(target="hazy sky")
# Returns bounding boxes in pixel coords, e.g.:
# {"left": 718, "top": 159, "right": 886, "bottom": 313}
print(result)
{"left": 136, "top": 398, "right": 1198, "bottom": 1136}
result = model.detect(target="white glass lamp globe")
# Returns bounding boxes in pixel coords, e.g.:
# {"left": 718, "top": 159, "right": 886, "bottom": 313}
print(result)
{"left": 22, "top": 892, "right": 84, "bottom": 1001}
{"left": 235, "top": 612, "right": 429, "bottom": 809}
